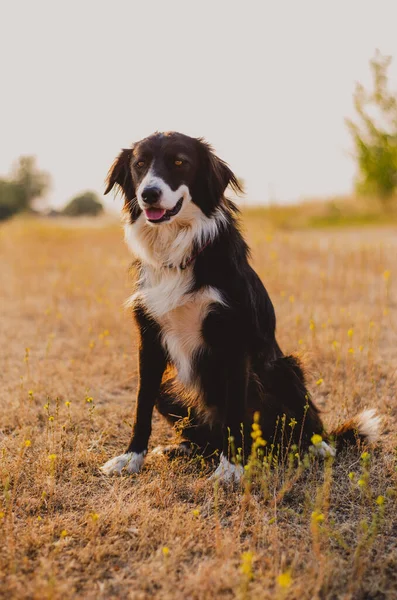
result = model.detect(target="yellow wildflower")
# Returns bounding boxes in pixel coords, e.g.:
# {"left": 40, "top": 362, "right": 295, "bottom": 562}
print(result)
{"left": 240, "top": 551, "right": 254, "bottom": 580}
{"left": 311, "top": 511, "right": 324, "bottom": 522}
{"left": 277, "top": 571, "right": 292, "bottom": 588}
{"left": 311, "top": 434, "right": 323, "bottom": 446}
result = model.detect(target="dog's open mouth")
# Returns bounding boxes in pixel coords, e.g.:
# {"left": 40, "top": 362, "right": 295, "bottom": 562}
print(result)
{"left": 144, "top": 198, "right": 184, "bottom": 223}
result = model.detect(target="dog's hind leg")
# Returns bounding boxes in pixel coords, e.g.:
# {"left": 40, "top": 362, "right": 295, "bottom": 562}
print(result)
{"left": 256, "top": 355, "right": 327, "bottom": 453}
{"left": 154, "top": 379, "right": 222, "bottom": 458}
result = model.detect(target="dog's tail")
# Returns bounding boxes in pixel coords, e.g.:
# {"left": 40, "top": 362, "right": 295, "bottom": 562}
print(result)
{"left": 330, "top": 409, "right": 382, "bottom": 452}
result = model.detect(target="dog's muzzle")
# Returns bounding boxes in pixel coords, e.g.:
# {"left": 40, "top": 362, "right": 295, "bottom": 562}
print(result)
{"left": 144, "top": 197, "right": 184, "bottom": 223}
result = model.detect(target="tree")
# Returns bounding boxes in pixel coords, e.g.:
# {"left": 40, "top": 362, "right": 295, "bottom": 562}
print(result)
{"left": 346, "top": 51, "right": 397, "bottom": 209}
{"left": 0, "top": 156, "right": 50, "bottom": 221}
{"left": 62, "top": 191, "right": 104, "bottom": 217}
{"left": 11, "top": 156, "right": 51, "bottom": 210}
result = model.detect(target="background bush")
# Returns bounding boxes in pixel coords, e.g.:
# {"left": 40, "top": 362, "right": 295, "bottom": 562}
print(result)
{"left": 62, "top": 191, "right": 104, "bottom": 217}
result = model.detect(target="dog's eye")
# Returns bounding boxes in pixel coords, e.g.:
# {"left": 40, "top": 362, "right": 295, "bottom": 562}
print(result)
{"left": 136, "top": 161, "right": 145, "bottom": 168}
{"left": 174, "top": 159, "right": 183, "bottom": 167}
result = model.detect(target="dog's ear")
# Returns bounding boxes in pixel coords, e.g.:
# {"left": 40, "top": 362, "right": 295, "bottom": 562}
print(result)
{"left": 194, "top": 139, "right": 243, "bottom": 215}
{"left": 104, "top": 148, "right": 135, "bottom": 201}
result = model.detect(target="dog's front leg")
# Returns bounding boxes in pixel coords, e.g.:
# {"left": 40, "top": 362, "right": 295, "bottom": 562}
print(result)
{"left": 209, "top": 358, "right": 248, "bottom": 483}
{"left": 101, "top": 309, "right": 166, "bottom": 475}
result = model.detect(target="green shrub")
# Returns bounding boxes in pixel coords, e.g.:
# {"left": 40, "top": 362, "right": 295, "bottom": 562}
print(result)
{"left": 0, "top": 180, "right": 25, "bottom": 221}
{"left": 62, "top": 192, "right": 104, "bottom": 217}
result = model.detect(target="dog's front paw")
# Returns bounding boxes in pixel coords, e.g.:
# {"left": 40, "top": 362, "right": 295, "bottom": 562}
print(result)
{"left": 209, "top": 453, "right": 244, "bottom": 483}
{"left": 100, "top": 451, "right": 147, "bottom": 475}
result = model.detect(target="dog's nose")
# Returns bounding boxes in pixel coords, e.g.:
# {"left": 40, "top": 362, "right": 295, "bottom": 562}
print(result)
{"left": 142, "top": 187, "right": 161, "bottom": 205}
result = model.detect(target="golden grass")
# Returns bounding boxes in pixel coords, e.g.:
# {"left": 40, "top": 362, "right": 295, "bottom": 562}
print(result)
{"left": 243, "top": 195, "right": 397, "bottom": 230}
{"left": 0, "top": 214, "right": 396, "bottom": 599}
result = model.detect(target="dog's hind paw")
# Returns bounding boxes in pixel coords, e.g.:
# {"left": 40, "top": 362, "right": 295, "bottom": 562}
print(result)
{"left": 310, "top": 441, "right": 336, "bottom": 458}
{"left": 209, "top": 453, "right": 244, "bottom": 483}
{"left": 152, "top": 442, "right": 193, "bottom": 458}
{"left": 100, "top": 451, "right": 146, "bottom": 475}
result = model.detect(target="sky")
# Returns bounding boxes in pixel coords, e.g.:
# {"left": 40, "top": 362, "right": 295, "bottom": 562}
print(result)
{"left": 1, "top": 0, "right": 397, "bottom": 210}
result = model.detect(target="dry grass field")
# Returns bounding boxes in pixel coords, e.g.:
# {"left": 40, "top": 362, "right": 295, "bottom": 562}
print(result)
{"left": 0, "top": 213, "right": 396, "bottom": 600}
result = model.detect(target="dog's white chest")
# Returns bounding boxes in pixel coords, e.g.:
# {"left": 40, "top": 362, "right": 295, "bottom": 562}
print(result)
{"left": 135, "top": 269, "right": 224, "bottom": 387}
{"left": 159, "top": 293, "right": 213, "bottom": 386}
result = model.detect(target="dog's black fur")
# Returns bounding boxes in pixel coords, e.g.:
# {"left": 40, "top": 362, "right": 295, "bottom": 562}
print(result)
{"left": 103, "top": 132, "right": 377, "bottom": 475}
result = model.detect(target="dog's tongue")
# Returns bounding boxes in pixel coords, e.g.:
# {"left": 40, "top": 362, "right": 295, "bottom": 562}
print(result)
{"left": 144, "top": 208, "right": 166, "bottom": 221}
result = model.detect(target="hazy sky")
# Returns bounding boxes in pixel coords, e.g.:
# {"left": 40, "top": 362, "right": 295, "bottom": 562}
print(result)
{"left": 1, "top": 0, "right": 397, "bottom": 209}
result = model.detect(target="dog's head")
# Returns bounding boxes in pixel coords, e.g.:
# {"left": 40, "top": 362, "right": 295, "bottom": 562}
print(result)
{"left": 105, "top": 132, "right": 242, "bottom": 225}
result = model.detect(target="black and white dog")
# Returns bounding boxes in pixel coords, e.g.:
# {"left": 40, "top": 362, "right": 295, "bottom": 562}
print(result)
{"left": 101, "top": 132, "right": 380, "bottom": 482}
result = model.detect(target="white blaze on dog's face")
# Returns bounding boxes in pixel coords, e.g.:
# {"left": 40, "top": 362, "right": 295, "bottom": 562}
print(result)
{"left": 136, "top": 169, "right": 192, "bottom": 225}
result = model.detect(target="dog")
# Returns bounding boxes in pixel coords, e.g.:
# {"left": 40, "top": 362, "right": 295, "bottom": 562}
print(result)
{"left": 100, "top": 131, "right": 381, "bottom": 482}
